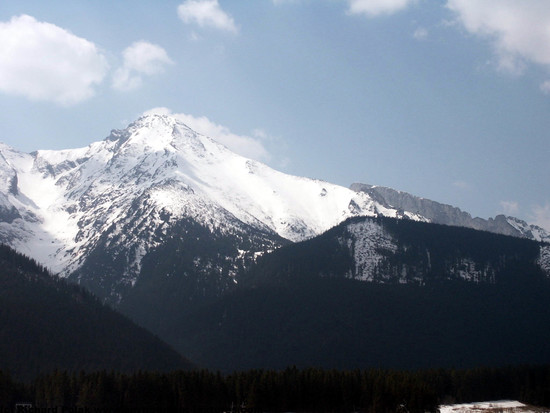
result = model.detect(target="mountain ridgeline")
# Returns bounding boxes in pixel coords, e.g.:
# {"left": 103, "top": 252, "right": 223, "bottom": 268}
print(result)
{"left": 351, "top": 183, "right": 549, "bottom": 242}
{"left": 0, "top": 113, "right": 549, "bottom": 375}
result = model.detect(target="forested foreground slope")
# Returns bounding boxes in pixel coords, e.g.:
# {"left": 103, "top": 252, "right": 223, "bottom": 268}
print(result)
{"left": 0, "top": 244, "right": 192, "bottom": 381}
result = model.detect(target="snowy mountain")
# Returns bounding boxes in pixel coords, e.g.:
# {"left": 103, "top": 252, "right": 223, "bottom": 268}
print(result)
{"left": 0, "top": 114, "right": 420, "bottom": 300}
{"left": 0, "top": 113, "right": 547, "bottom": 303}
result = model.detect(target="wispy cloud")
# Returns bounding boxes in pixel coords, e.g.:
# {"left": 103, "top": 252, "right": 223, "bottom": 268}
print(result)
{"left": 446, "top": 1, "right": 550, "bottom": 76}
{"left": 346, "top": 0, "right": 416, "bottom": 17}
{"left": 0, "top": 15, "right": 108, "bottom": 105}
{"left": 413, "top": 26, "right": 428, "bottom": 40}
{"left": 452, "top": 180, "right": 471, "bottom": 190}
{"left": 177, "top": 0, "right": 238, "bottom": 34}
{"left": 143, "top": 107, "right": 270, "bottom": 161}
{"left": 112, "top": 41, "right": 173, "bottom": 91}
{"left": 499, "top": 200, "right": 519, "bottom": 216}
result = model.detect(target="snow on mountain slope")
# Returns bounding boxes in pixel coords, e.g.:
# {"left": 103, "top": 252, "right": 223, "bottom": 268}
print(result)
{"left": 539, "top": 245, "right": 550, "bottom": 276}
{"left": 0, "top": 114, "right": 414, "bottom": 280}
{"left": 0, "top": 144, "right": 64, "bottom": 267}
{"left": 340, "top": 219, "right": 399, "bottom": 282}
{"left": 339, "top": 218, "right": 503, "bottom": 284}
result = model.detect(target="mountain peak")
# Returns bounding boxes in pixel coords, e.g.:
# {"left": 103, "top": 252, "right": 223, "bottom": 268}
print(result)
{"left": 107, "top": 114, "right": 179, "bottom": 145}
{"left": 109, "top": 113, "right": 222, "bottom": 160}
{"left": 131, "top": 113, "right": 183, "bottom": 134}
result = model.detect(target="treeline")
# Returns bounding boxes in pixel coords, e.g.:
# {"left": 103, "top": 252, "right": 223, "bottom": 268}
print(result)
{"left": 0, "top": 243, "right": 51, "bottom": 278}
{"left": 1, "top": 365, "right": 549, "bottom": 412}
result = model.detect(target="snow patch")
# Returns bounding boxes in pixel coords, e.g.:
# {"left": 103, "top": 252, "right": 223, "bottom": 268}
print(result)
{"left": 341, "top": 220, "right": 397, "bottom": 282}
{"left": 447, "top": 258, "right": 496, "bottom": 283}
{"left": 439, "top": 400, "right": 530, "bottom": 413}
{"left": 538, "top": 244, "right": 550, "bottom": 276}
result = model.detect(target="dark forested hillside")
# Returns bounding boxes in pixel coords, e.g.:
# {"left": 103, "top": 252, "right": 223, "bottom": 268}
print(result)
{"left": 165, "top": 216, "right": 550, "bottom": 372}
{"left": 175, "top": 276, "right": 550, "bottom": 372}
{"left": 244, "top": 215, "right": 547, "bottom": 285}
{"left": 5, "top": 211, "right": 548, "bottom": 379}
{"left": 0, "top": 244, "right": 192, "bottom": 381}
{"left": 117, "top": 217, "right": 288, "bottom": 330}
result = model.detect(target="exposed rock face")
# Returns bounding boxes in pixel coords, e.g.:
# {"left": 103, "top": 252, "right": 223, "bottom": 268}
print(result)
{"left": 351, "top": 183, "right": 549, "bottom": 242}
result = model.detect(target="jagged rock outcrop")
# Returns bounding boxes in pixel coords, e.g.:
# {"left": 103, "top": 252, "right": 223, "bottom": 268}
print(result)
{"left": 351, "top": 183, "right": 549, "bottom": 242}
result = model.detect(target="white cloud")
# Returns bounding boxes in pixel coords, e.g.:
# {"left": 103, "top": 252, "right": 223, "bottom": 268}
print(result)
{"left": 0, "top": 15, "right": 108, "bottom": 105}
{"left": 189, "top": 31, "right": 201, "bottom": 41}
{"left": 347, "top": 0, "right": 416, "bottom": 17}
{"left": 413, "top": 26, "right": 428, "bottom": 40}
{"left": 177, "top": 0, "right": 238, "bottom": 34}
{"left": 112, "top": 41, "right": 172, "bottom": 91}
{"left": 143, "top": 107, "right": 270, "bottom": 161}
{"left": 446, "top": 1, "right": 550, "bottom": 75}
{"left": 252, "top": 129, "right": 269, "bottom": 140}
{"left": 499, "top": 200, "right": 519, "bottom": 216}
{"left": 530, "top": 203, "right": 550, "bottom": 232}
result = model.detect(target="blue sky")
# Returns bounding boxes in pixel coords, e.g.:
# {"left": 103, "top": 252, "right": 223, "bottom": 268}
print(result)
{"left": 0, "top": 0, "right": 549, "bottom": 230}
